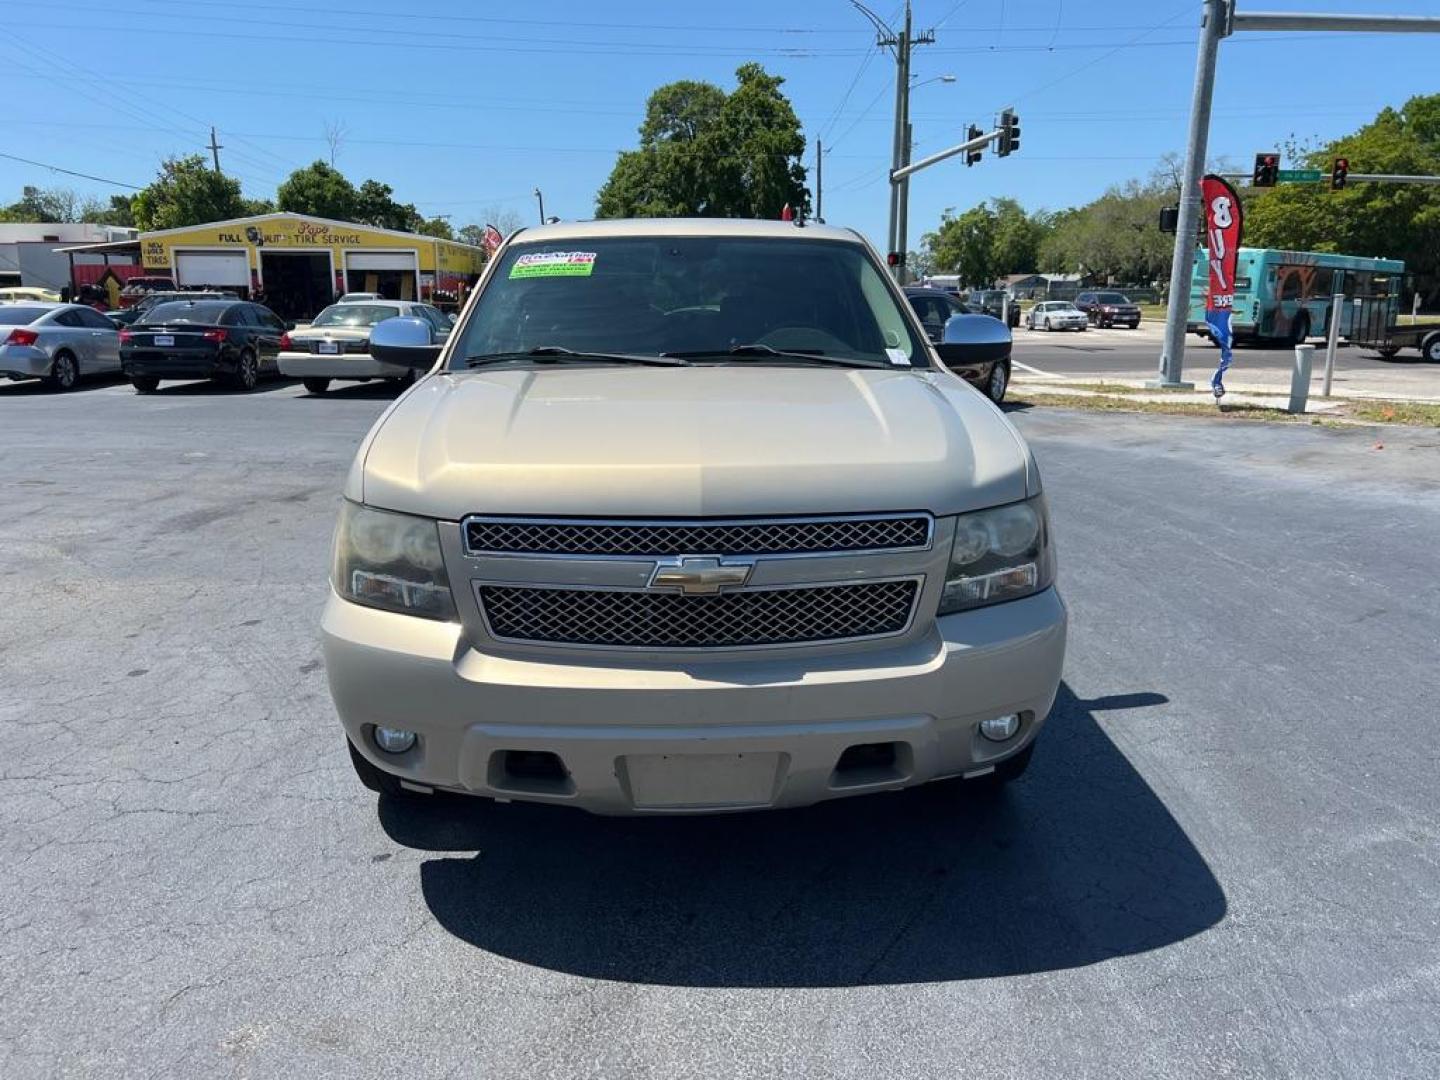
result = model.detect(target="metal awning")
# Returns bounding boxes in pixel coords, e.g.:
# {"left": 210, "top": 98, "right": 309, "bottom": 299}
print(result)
{"left": 52, "top": 239, "right": 142, "bottom": 254}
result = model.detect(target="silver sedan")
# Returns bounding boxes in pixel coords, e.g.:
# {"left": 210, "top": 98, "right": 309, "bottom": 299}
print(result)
{"left": 0, "top": 303, "right": 122, "bottom": 391}
{"left": 1026, "top": 301, "right": 1089, "bottom": 332}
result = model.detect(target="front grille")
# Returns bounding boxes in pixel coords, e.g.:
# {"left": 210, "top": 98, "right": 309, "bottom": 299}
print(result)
{"left": 478, "top": 579, "right": 920, "bottom": 649}
{"left": 464, "top": 515, "right": 931, "bottom": 558}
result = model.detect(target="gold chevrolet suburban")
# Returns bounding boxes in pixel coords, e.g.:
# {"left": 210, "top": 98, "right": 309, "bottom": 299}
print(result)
{"left": 322, "top": 219, "right": 1066, "bottom": 814}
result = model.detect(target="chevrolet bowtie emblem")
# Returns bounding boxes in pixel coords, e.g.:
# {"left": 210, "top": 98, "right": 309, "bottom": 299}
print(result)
{"left": 648, "top": 556, "right": 754, "bottom": 595}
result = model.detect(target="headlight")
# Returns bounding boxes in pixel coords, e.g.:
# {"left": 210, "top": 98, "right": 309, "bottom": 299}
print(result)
{"left": 332, "top": 500, "right": 457, "bottom": 620}
{"left": 938, "top": 495, "right": 1055, "bottom": 615}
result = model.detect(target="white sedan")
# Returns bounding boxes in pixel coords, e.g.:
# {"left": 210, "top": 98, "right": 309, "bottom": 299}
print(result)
{"left": 1026, "top": 301, "right": 1089, "bottom": 332}
{"left": 277, "top": 300, "right": 451, "bottom": 394}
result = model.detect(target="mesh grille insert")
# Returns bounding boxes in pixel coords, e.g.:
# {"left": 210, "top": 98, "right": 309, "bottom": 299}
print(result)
{"left": 479, "top": 579, "right": 920, "bottom": 649}
{"left": 465, "top": 516, "right": 931, "bottom": 557}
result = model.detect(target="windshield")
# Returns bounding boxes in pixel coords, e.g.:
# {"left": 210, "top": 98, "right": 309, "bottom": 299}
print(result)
{"left": 454, "top": 235, "right": 926, "bottom": 368}
{"left": 0, "top": 307, "right": 48, "bottom": 325}
{"left": 1097, "top": 292, "right": 1130, "bottom": 303}
{"left": 142, "top": 301, "right": 233, "bottom": 324}
{"left": 310, "top": 304, "right": 402, "bottom": 328}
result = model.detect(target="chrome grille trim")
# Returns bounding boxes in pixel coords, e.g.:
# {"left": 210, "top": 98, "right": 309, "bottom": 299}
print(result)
{"left": 462, "top": 514, "right": 934, "bottom": 559}
{"left": 476, "top": 577, "right": 923, "bottom": 650}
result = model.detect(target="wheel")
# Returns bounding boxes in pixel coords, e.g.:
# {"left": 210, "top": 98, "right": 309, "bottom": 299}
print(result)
{"left": 347, "top": 737, "right": 414, "bottom": 798}
{"left": 130, "top": 375, "right": 160, "bottom": 393}
{"left": 1377, "top": 346, "right": 1401, "bottom": 360}
{"left": 1424, "top": 334, "right": 1440, "bottom": 363}
{"left": 231, "top": 349, "right": 258, "bottom": 391}
{"left": 985, "top": 360, "right": 1009, "bottom": 404}
{"left": 1289, "top": 314, "right": 1310, "bottom": 346}
{"left": 1044, "top": 318, "right": 1053, "bottom": 331}
{"left": 44, "top": 350, "right": 78, "bottom": 391}
{"left": 302, "top": 377, "right": 331, "bottom": 395}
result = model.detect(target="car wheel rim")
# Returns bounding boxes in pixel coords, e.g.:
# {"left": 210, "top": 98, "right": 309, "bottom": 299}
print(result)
{"left": 241, "top": 356, "right": 256, "bottom": 388}
{"left": 989, "top": 365, "right": 1007, "bottom": 400}
{"left": 57, "top": 356, "right": 75, "bottom": 387}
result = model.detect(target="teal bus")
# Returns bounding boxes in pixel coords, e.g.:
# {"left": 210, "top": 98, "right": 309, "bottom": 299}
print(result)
{"left": 1188, "top": 247, "right": 1404, "bottom": 346}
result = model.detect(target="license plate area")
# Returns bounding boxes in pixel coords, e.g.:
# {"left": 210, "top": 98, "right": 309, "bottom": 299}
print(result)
{"left": 317, "top": 340, "right": 339, "bottom": 354}
{"left": 621, "top": 752, "right": 785, "bottom": 810}
{"left": 153, "top": 335, "right": 174, "bottom": 346}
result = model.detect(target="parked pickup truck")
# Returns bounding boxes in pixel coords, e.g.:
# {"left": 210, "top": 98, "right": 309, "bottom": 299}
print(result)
{"left": 322, "top": 219, "right": 1066, "bottom": 815}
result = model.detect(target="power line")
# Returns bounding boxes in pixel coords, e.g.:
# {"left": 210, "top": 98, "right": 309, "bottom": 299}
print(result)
{"left": 0, "top": 150, "right": 141, "bottom": 189}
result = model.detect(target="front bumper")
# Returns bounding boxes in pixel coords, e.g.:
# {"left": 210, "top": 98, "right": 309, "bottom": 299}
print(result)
{"left": 0, "top": 345, "right": 50, "bottom": 380}
{"left": 322, "top": 587, "right": 1067, "bottom": 815}
{"left": 278, "top": 351, "right": 409, "bottom": 379}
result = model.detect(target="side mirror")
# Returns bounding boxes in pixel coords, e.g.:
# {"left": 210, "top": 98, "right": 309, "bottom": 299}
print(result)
{"left": 936, "top": 313, "right": 1012, "bottom": 368}
{"left": 370, "top": 316, "right": 442, "bottom": 370}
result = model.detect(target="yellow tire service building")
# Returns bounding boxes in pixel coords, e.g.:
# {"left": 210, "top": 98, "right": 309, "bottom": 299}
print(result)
{"left": 137, "top": 212, "right": 488, "bottom": 318}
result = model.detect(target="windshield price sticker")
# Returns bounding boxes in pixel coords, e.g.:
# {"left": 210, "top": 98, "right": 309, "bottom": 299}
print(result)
{"left": 885, "top": 347, "right": 911, "bottom": 367}
{"left": 510, "top": 251, "right": 598, "bottom": 279}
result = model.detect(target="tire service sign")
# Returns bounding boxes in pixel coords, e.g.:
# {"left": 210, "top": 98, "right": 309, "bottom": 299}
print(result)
{"left": 1202, "top": 174, "right": 1244, "bottom": 398}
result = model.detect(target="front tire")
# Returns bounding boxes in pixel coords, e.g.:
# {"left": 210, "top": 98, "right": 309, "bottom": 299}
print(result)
{"left": 44, "top": 350, "right": 78, "bottom": 391}
{"left": 986, "top": 360, "right": 1009, "bottom": 404}
{"left": 1424, "top": 334, "right": 1440, "bottom": 364}
{"left": 130, "top": 375, "right": 160, "bottom": 393}
{"left": 231, "top": 349, "right": 259, "bottom": 391}
{"left": 1044, "top": 318, "right": 1053, "bottom": 332}
{"left": 302, "top": 377, "right": 331, "bottom": 395}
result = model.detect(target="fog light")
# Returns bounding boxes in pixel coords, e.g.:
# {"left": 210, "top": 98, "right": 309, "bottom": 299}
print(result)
{"left": 979, "top": 714, "right": 1021, "bottom": 742}
{"left": 373, "top": 726, "right": 416, "bottom": 754}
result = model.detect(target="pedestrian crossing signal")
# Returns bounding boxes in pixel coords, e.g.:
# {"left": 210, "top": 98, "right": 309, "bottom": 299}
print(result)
{"left": 1252, "top": 152, "right": 1279, "bottom": 187}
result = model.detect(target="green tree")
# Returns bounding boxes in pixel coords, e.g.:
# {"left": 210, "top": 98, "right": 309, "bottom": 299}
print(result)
{"left": 276, "top": 160, "right": 359, "bottom": 220}
{"left": 354, "top": 179, "right": 421, "bottom": 231}
{"left": 415, "top": 216, "right": 454, "bottom": 239}
{"left": 596, "top": 64, "right": 808, "bottom": 219}
{"left": 989, "top": 198, "right": 1048, "bottom": 278}
{"left": 131, "top": 156, "right": 245, "bottom": 231}
{"left": 1245, "top": 94, "right": 1440, "bottom": 304}
{"left": 924, "top": 205, "right": 998, "bottom": 286}
{"left": 0, "top": 185, "right": 83, "bottom": 223}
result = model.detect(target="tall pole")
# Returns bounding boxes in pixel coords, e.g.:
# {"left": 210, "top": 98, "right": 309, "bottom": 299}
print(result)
{"left": 897, "top": 120, "right": 913, "bottom": 282}
{"left": 885, "top": 1, "right": 909, "bottom": 275}
{"left": 208, "top": 126, "right": 223, "bottom": 173}
{"left": 1154, "top": 0, "right": 1226, "bottom": 389}
{"left": 815, "top": 139, "right": 823, "bottom": 221}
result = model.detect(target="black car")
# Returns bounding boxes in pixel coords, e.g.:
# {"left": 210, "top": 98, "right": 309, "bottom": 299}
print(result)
{"left": 120, "top": 300, "right": 291, "bottom": 392}
{"left": 1075, "top": 290, "right": 1142, "bottom": 329}
{"left": 904, "top": 287, "right": 1011, "bottom": 404}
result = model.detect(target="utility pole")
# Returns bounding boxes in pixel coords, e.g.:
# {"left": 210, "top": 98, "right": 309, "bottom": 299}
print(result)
{"left": 815, "top": 138, "right": 823, "bottom": 222}
{"left": 1156, "top": 1, "right": 1440, "bottom": 388}
{"left": 207, "top": 126, "right": 223, "bottom": 174}
{"left": 852, "top": 1, "right": 932, "bottom": 280}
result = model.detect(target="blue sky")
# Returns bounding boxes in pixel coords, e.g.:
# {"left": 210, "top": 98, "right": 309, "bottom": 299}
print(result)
{"left": 1, "top": 0, "right": 1434, "bottom": 249}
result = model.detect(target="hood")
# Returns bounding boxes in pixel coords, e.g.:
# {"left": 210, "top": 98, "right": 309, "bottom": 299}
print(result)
{"left": 357, "top": 366, "right": 1032, "bottom": 520}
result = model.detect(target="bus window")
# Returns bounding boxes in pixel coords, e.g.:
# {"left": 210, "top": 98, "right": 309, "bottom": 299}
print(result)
{"left": 1280, "top": 270, "right": 1303, "bottom": 301}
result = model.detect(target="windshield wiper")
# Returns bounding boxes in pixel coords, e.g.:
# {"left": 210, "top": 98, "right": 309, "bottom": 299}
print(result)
{"left": 466, "top": 346, "right": 688, "bottom": 368}
{"left": 664, "top": 344, "right": 887, "bottom": 368}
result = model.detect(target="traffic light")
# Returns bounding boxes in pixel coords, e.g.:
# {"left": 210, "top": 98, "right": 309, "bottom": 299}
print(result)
{"left": 1158, "top": 205, "right": 1179, "bottom": 234}
{"left": 1252, "top": 152, "right": 1279, "bottom": 187}
{"left": 997, "top": 109, "right": 1020, "bottom": 157}
{"left": 1331, "top": 157, "right": 1349, "bottom": 191}
{"left": 886, "top": 251, "right": 902, "bottom": 268}
{"left": 965, "top": 124, "right": 984, "bottom": 166}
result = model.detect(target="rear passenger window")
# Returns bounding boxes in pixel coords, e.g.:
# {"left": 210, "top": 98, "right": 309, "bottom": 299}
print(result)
{"left": 53, "top": 309, "right": 85, "bottom": 328}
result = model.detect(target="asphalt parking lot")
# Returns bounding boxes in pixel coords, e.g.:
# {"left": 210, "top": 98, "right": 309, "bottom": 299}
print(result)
{"left": 3, "top": 374, "right": 1439, "bottom": 1078}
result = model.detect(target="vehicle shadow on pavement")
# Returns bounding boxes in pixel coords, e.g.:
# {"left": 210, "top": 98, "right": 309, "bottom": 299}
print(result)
{"left": 384, "top": 682, "right": 1226, "bottom": 987}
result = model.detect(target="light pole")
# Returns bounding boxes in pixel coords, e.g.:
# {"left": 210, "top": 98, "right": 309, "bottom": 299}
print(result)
{"left": 533, "top": 187, "right": 546, "bottom": 225}
{"left": 897, "top": 73, "right": 955, "bottom": 282}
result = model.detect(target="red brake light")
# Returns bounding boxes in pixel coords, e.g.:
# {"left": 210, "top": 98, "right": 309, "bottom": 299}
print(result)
{"left": 202, "top": 329, "right": 228, "bottom": 342}
{"left": 119, "top": 330, "right": 134, "bottom": 344}
{"left": 279, "top": 332, "right": 292, "bottom": 350}
{"left": 8, "top": 328, "right": 39, "bottom": 346}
